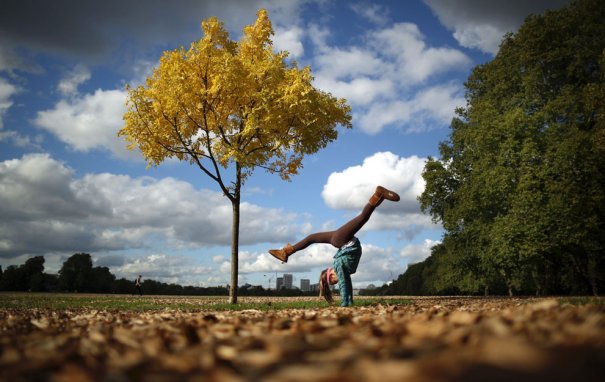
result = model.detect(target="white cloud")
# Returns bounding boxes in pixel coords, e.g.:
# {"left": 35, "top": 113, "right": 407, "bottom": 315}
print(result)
{"left": 307, "top": 23, "right": 330, "bottom": 51}
{"left": 257, "top": 0, "right": 310, "bottom": 27}
{"left": 130, "top": 60, "right": 156, "bottom": 87}
{"left": 57, "top": 65, "right": 91, "bottom": 97}
{"left": 322, "top": 152, "right": 437, "bottom": 236}
{"left": 452, "top": 24, "right": 506, "bottom": 54}
{"left": 356, "top": 82, "right": 464, "bottom": 134}
{"left": 315, "top": 76, "right": 395, "bottom": 107}
{"left": 352, "top": 243, "right": 402, "bottom": 284}
{"left": 323, "top": 151, "right": 426, "bottom": 212}
{"left": 310, "top": 18, "right": 470, "bottom": 134}
{"left": 0, "top": 77, "right": 42, "bottom": 149}
{"left": 350, "top": 3, "right": 390, "bottom": 26}
{"left": 400, "top": 239, "right": 440, "bottom": 265}
{"left": 0, "top": 77, "right": 18, "bottom": 129}
{"left": 110, "top": 253, "right": 214, "bottom": 286}
{"left": 355, "top": 100, "right": 411, "bottom": 134}
{"left": 0, "top": 153, "right": 306, "bottom": 258}
{"left": 0, "top": 154, "right": 104, "bottom": 221}
{"left": 312, "top": 21, "right": 470, "bottom": 89}
{"left": 315, "top": 46, "right": 384, "bottom": 80}
{"left": 423, "top": 0, "right": 571, "bottom": 54}
{"left": 33, "top": 88, "right": 137, "bottom": 160}
{"left": 274, "top": 26, "right": 304, "bottom": 57}
{"left": 371, "top": 23, "right": 470, "bottom": 84}
{"left": 412, "top": 83, "right": 465, "bottom": 122}
{"left": 0, "top": 130, "right": 43, "bottom": 149}
{"left": 243, "top": 186, "right": 274, "bottom": 197}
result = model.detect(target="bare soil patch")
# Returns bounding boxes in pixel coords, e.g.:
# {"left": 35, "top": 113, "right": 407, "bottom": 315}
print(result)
{"left": 1, "top": 296, "right": 604, "bottom": 381}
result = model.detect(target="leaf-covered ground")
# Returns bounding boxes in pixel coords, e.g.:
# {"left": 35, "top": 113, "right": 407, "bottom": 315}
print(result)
{"left": 1, "top": 295, "right": 604, "bottom": 381}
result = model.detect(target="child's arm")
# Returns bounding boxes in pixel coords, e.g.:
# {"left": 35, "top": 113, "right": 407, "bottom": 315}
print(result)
{"left": 334, "top": 262, "right": 353, "bottom": 307}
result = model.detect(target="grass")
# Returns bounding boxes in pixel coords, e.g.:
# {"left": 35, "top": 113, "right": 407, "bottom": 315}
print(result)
{"left": 558, "top": 296, "right": 605, "bottom": 306}
{"left": 0, "top": 293, "right": 412, "bottom": 312}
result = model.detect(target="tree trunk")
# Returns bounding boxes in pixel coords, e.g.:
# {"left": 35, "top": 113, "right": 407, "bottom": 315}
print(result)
{"left": 229, "top": 164, "right": 242, "bottom": 304}
{"left": 570, "top": 252, "right": 595, "bottom": 295}
{"left": 588, "top": 256, "right": 598, "bottom": 297}
{"left": 229, "top": 200, "right": 240, "bottom": 304}
{"left": 532, "top": 271, "right": 542, "bottom": 296}
{"left": 499, "top": 269, "right": 514, "bottom": 297}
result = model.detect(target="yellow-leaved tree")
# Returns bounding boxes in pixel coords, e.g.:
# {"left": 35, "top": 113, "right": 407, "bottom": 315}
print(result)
{"left": 119, "top": 9, "right": 352, "bottom": 303}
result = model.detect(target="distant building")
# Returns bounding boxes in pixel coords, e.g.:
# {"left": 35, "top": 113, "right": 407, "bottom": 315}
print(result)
{"left": 276, "top": 277, "right": 284, "bottom": 290}
{"left": 283, "top": 273, "right": 293, "bottom": 289}
{"left": 310, "top": 283, "right": 320, "bottom": 292}
{"left": 300, "top": 279, "right": 310, "bottom": 292}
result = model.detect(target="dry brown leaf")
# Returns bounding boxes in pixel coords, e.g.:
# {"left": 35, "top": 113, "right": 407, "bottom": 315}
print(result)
{"left": 2, "top": 297, "right": 605, "bottom": 382}
{"left": 448, "top": 310, "right": 478, "bottom": 326}
{"left": 30, "top": 317, "right": 50, "bottom": 329}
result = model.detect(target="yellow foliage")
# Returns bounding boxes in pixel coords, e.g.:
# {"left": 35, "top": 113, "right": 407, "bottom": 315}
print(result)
{"left": 120, "top": 8, "right": 351, "bottom": 182}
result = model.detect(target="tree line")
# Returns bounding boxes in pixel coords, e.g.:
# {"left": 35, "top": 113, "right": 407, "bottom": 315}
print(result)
{"left": 0, "top": 253, "right": 218, "bottom": 295}
{"left": 0, "top": 253, "right": 316, "bottom": 296}
{"left": 371, "top": 0, "right": 604, "bottom": 297}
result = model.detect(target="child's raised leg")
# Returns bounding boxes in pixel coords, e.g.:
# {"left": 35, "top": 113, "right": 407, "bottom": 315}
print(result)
{"left": 268, "top": 186, "right": 399, "bottom": 262}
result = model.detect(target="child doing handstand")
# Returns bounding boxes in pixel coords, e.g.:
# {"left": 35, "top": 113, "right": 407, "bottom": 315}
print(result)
{"left": 268, "top": 186, "right": 400, "bottom": 306}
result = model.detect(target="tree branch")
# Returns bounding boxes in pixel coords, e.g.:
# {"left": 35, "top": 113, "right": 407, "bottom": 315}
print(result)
{"left": 200, "top": 112, "right": 234, "bottom": 201}
{"left": 133, "top": 100, "right": 191, "bottom": 157}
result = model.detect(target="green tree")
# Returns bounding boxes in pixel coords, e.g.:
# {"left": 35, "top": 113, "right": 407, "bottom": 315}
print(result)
{"left": 43, "top": 273, "right": 59, "bottom": 292}
{"left": 59, "top": 253, "right": 93, "bottom": 292}
{"left": 0, "top": 265, "right": 25, "bottom": 291}
{"left": 0, "top": 256, "right": 46, "bottom": 291}
{"left": 420, "top": 0, "right": 605, "bottom": 295}
{"left": 88, "top": 266, "right": 116, "bottom": 293}
{"left": 23, "top": 256, "right": 45, "bottom": 291}
{"left": 119, "top": 9, "right": 351, "bottom": 303}
{"left": 113, "top": 278, "right": 135, "bottom": 294}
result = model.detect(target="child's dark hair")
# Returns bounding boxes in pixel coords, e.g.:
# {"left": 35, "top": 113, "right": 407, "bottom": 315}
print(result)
{"left": 319, "top": 268, "right": 333, "bottom": 304}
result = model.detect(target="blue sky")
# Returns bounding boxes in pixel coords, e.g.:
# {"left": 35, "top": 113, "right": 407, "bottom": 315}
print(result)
{"left": 0, "top": 0, "right": 569, "bottom": 289}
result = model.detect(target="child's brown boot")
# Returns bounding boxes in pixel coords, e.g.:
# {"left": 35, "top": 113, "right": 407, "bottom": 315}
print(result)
{"left": 269, "top": 244, "right": 295, "bottom": 263}
{"left": 369, "top": 186, "right": 400, "bottom": 206}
